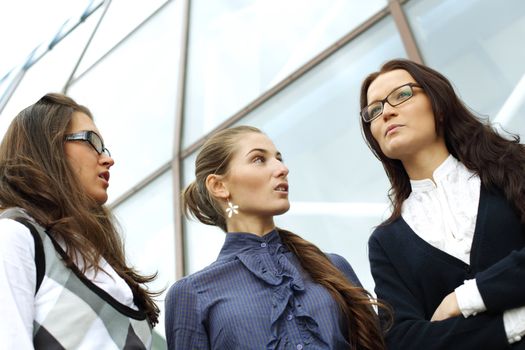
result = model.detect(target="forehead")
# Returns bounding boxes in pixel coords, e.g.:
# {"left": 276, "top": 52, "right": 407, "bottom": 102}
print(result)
{"left": 367, "top": 69, "right": 416, "bottom": 102}
{"left": 68, "top": 111, "right": 98, "bottom": 133}
{"left": 233, "top": 132, "right": 276, "bottom": 156}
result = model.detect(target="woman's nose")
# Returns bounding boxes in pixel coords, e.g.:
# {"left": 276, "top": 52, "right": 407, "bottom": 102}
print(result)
{"left": 381, "top": 101, "right": 398, "bottom": 120}
{"left": 100, "top": 153, "right": 115, "bottom": 168}
{"left": 274, "top": 160, "right": 289, "bottom": 177}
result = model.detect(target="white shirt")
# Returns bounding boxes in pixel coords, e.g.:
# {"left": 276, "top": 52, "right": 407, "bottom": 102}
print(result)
{"left": 402, "top": 155, "right": 525, "bottom": 344}
{"left": 0, "top": 218, "right": 138, "bottom": 349}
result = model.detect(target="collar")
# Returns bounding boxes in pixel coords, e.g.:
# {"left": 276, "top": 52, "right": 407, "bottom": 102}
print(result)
{"left": 410, "top": 154, "right": 458, "bottom": 192}
{"left": 217, "top": 229, "right": 282, "bottom": 261}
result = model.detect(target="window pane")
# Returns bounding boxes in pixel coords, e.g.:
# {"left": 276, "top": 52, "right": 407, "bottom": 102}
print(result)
{"left": 0, "top": 9, "right": 102, "bottom": 139}
{"left": 183, "top": 0, "right": 387, "bottom": 148}
{"left": 68, "top": 0, "right": 183, "bottom": 203}
{"left": 113, "top": 170, "right": 175, "bottom": 340}
{"left": 0, "top": 0, "right": 99, "bottom": 76}
{"left": 498, "top": 79, "right": 525, "bottom": 137}
{"left": 76, "top": 0, "right": 168, "bottom": 76}
{"left": 182, "top": 17, "right": 405, "bottom": 291}
{"left": 405, "top": 0, "right": 525, "bottom": 138}
{"left": 0, "top": 69, "right": 22, "bottom": 117}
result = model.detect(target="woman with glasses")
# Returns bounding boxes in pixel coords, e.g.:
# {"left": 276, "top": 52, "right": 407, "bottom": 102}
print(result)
{"left": 164, "top": 125, "right": 387, "bottom": 350}
{"left": 0, "top": 93, "right": 158, "bottom": 349}
{"left": 360, "top": 58, "right": 525, "bottom": 349}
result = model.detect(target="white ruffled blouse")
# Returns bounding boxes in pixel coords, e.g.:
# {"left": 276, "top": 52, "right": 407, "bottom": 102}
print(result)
{"left": 402, "top": 155, "right": 480, "bottom": 264}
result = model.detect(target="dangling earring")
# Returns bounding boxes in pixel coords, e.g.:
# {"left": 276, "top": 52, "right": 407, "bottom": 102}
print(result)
{"left": 226, "top": 199, "right": 239, "bottom": 218}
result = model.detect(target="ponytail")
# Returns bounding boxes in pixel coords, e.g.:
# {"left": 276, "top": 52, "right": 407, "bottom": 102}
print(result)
{"left": 183, "top": 181, "right": 227, "bottom": 231}
{"left": 279, "top": 229, "right": 389, "bottom": 350}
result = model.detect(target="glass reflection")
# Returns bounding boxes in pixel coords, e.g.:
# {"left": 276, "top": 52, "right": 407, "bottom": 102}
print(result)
{"left": 76, "top": 0, "right": 168, "bottom": 76}
{"left": 0, "top": 10, "right": 102, "bottom": 139}
{"left": 113, "top": 170, "right": 175, "bottom": 340}
{"left": 183, "top": 0, "right": 387, "bottom": 148}
{"left": 405, "top": 0, "right": 525, "bottom": 138}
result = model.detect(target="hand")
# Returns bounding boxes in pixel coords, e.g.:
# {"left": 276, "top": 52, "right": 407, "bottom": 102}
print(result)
{"left": 431, "top": 291, "right": 461, "bottom": 322}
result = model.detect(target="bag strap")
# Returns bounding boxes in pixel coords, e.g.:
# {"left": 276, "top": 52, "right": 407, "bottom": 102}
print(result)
{"left": 12, "top": 217, "right": 45, "bottom": 294}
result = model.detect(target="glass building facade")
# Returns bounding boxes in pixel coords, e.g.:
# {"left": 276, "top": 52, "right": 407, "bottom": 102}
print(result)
{"left": 1, "top": 0, "right": 524, "bottom": 347}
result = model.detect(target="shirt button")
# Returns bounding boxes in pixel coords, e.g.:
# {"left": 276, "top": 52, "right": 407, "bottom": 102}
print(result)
{"left": 260, "top": 242, "right": 267, "bottom": 248}
{"left": 296, "top": 344, "right": 303, "bottom": 350}
{"left": 287, "top": 314, "right": 293, "bottom": 321}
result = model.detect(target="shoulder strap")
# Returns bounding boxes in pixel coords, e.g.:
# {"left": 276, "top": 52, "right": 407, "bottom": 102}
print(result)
{"left": 12, "top": 217, "right": 46, "bottom": 294}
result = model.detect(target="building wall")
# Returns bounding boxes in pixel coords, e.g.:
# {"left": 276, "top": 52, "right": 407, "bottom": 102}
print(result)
{"left": 1, "top": 0, "right": 525, "bottom": 346}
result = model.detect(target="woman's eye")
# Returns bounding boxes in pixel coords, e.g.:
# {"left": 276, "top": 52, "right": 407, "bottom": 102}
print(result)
{"left": 395, "top": 90, "right": 411, "bottom": 100}
{"left": 253, "top": 156, "right": 265, "bottom": 163}
{"left": 369, "top": 104, "right": 382, "bottom": 117}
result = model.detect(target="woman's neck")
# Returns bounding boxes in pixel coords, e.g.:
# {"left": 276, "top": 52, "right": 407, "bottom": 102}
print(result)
{"left": 401, "top": 146, "right": 450, "bottom": 181}
{"left": 226, "top": 216, "right": 276, "bottom": 236}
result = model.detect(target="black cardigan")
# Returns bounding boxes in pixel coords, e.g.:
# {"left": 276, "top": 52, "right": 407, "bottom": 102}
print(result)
{"left": 369, "top": 187, "right": 525, "bottom": 349}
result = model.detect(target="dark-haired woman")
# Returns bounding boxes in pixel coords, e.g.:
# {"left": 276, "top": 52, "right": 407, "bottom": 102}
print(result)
{"left": 165, "top": 125, "right": 386, "bottom": 350}
{"left": 0, "top": 93, "right": 158, "bottom": 349}
{"left": 360, "top": 58, "right": 525, "bottom": 349}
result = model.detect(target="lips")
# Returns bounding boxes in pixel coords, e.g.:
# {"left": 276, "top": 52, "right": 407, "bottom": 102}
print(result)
{"left": 99, "top": 171, "right": 110, "bottom": 182}
{"left": 274, "top": 183, "right": 289, "bottom": 192}
{"left": 385, "top": 124, "right": 403, "bottom": 136}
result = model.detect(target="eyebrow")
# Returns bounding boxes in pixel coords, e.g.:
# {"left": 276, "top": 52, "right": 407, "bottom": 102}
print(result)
{"left": 245, "top": 148, "right": 282, "bottom": 158}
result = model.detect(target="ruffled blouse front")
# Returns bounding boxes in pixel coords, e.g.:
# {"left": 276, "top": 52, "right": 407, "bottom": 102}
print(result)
{"left": 166, "top": 229, "right": 351, "bottom": 350}
{"left": 401, "top": 155, "right": 480, "bottom": 264}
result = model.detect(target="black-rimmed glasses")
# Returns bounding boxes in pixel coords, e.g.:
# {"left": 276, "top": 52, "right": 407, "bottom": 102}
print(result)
{"left": 361, "top": 83, "right": 421, "bottom": 123}
{"left": 64, "top": 131, "right": 111, "bottom": 157}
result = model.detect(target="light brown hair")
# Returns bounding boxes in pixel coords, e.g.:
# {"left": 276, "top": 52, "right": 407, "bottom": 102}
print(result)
{"left": 183, "top": 125, "right": 388, "bottom": 350}
{"left": 0, "top": 93, "right": 159, "bottom": 325}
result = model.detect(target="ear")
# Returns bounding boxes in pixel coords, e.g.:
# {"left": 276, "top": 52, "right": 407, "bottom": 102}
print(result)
{"left": 205, "top": 174, "right": 229, "bottom": 201}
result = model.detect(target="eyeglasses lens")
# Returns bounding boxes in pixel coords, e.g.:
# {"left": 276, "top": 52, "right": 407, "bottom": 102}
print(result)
{"left": 363, "top": 84, "right": 415, "bottom": 122}
{"left": 88, "top": 132, "right": 103, "bottom": 154}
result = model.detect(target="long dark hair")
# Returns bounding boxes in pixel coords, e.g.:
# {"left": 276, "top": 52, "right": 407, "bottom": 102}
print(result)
{"left": 360, "top": 58, "right": 525, "bottom": 224}
{"left": 183, "top": 125, "right": 388, "bottom": 350}
{"left": 0, "top": 93, "right": 160, "bottom": 325}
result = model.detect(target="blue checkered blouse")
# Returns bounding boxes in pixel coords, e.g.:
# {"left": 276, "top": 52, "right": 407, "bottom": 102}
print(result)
{"left": 165, "top": 229, "right": 361, "bottom": 349}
